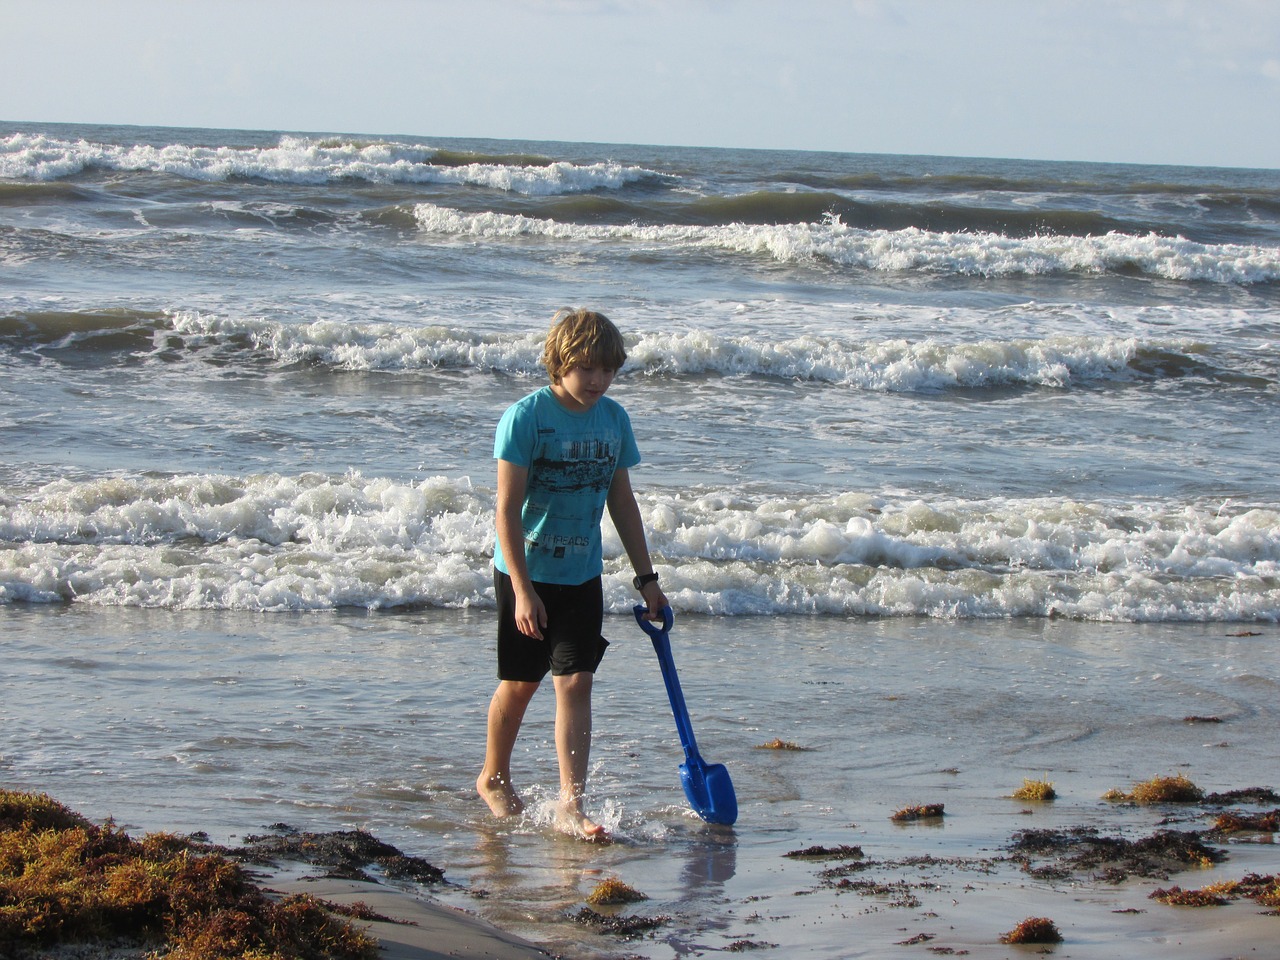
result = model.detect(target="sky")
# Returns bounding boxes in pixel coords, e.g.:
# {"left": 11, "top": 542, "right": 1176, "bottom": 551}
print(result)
{"left": 4, "top": 0, "right": 1279, "bottom": 169}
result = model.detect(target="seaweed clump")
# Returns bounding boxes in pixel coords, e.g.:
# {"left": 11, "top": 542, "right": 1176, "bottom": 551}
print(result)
{"left": 1150, "top": 874, "right": 1280, "bottom": 911}
{"left": 1009, "top": 827, "right": 1224, "bottom": 882}
{"left": 1203, "top": 787, "right": 1280, "bottom": 806}
{"left": 1103, "top": 773, "right": 1203, "bottom": 804}
{"left": 999, "top": 916, "right": 1063, "bottom": 944}
{"left": 755, "top": 738, "right": 811, "bottom": 751}
{"left": 571, "top": 907, "right": 668, "bottom": 937}
{"left": 586, "top": 877, "right": 647, "bottom": 905}
{"left": 890, "top": 803, "right": 945, "bottom": 822}
{"left": 0, "top": 790, "right": 378, "bottom": 959}
{"left": 827, "top": 877, "right": 923, "bottom": 909}
{"left": 1212, "top": 809, "right": 1280, "bottom": 834}
{"left": 726, "top": 938, "right": 777, "bottom": 951}
{"left": 1149, "top": 885, "right": 1230, "bottom": 907}
{"left": 784, "top": 843, "right": 864, "bottom": 861}
{"left": 1011, "top": 777, "right": 1056, "bottom": 802}
{"left": 237, "top": 827, "right": 444, "bottom": 884}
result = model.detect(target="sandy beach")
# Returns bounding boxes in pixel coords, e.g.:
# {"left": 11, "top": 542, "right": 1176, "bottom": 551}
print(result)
{"left": 5, "top": 607, "right": 1280, "bottom": 959}
{"left": 262, "top": 794, "right": 1280, "bottom": 960}
{"left": 265, "top": 849, "right": 1280, "bottom": 960}
{"left": 26, "top": 821, "right": 1274, "bottom": 960}
{"left": 264, "top": 873, "right": 556, "bottom": 960}
{"left": 11, "top": 778, "right": 1280, "bottom": 960}
{"left": 208, "top": 819, "right": 1280, "bottom": 960}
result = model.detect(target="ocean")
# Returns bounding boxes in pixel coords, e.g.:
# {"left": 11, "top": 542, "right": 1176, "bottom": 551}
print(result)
{"left": 2, "top": 121, "right": 1279, "bottom": 958}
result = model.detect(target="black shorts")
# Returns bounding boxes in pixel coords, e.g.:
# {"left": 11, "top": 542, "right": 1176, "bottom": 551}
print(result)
{"left": 494, "top": 569, "right": 609, "bottom": 682}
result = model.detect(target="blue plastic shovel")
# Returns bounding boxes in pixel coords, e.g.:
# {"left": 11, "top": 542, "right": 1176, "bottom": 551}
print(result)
{"left": 633, "top": 605, "right": 738, "bottom": 826}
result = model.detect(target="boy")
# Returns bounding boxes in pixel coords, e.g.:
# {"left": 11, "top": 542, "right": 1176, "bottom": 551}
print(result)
{"left": 477, "top": 308, "right": 668, "bottom": 840}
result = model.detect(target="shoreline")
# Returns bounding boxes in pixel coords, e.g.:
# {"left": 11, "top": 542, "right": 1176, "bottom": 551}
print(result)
{"left": 7, "top": 792, "right": 1278, "bottom": 960}
{"left": 264, "top": 873, "right": 556, "bottom": 960}
{"left": 29, "top": 878, "right": 557, "bottom": 960}
{"left": 267, "top": 847, "right": 1280, "bottom": 960}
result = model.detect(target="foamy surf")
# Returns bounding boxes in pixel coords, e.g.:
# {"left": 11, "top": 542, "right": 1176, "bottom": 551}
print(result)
{"left": 0, "top": 132, "right": 657, "bottom": 194}
{"left": 3, "top": 472, "right": 1276, "bottom": 621}
{"left": 411, "top": 202, "right": 1280, "bottom": 283}
{"left": 4, "top": 307, "right": 1230, "bottom": 391}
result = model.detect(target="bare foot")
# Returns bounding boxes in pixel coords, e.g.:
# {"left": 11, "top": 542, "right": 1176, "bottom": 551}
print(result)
{"left": 477, "top": 771, "right": 524, "bottom": 818}
{"left": 554, "top": 801, "right": 609, "bottom": 842}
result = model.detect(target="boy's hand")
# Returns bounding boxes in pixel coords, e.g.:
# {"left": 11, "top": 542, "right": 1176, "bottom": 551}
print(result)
{"left": 514, "top": 589, "right": 548, "bottom": 641}
{"left": 640, "top": 580, "right": 668, "bottom": 621}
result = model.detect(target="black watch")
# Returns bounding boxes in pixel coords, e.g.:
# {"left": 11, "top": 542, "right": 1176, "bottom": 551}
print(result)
{"left": 633, "top": 572, "right": 660, "bottom": 591}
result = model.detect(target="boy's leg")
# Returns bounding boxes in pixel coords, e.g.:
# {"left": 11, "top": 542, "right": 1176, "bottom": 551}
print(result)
{"left": 552, "top": 670, "right": 606, "bottom": 839}
{"left": 477, "top": 679, "right": 539, "bottom": 818}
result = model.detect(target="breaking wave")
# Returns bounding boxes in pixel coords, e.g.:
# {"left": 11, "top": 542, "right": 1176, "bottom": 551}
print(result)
{"left": 411, "top": 203, "right": 1280, "bottom": 283}
{"left": 2, "top": 472, "right": 1276, "bottom": 621}
{"left": 2, "top": 309, "right": 1237, "bottom": 391}
{"left": 0, "top": 133, "right": 658, "bottom": 195}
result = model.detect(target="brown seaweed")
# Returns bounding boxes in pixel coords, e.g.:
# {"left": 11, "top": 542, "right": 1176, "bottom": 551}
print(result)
{"left": 999, "top": 916, "right": 1063, "bottom": 944}
{"left": 1213, "top": 809, "right": 1280, "bottom": 834}
{"left": 237, "top": 827, "right": 445, "bottom": 884}
{"left": 0, "top": 790, "right": 379, "bottom": 959}
{"left": 1149, "top": 885, "right": 1230, "bottom": 906}
{"left": 1009, "top": 827, "right": 1223, "bottom": 881}
{"left": 571, "top": 907, "right": 669, "bottom": 936}
{"left": 784, "top": 843, "right": 864, "bottom": 861}
{"left": 891, "top": 803, "right": 945, "bottom": 822}
{"left": 1011, "top": 777, "right": 1056, "bottom": 802}
{"left": 1103, "top": 773, "right": 1203, "bottom": 805}
{"left": 756, "top": 738, "right": 812, "bottom": 751}
{"left": 586, "top": 876, "right": 647, "bottom": 905}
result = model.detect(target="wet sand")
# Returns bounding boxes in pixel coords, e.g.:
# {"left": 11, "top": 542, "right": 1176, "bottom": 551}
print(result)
{"left": 294, "top": 872, "right": 1278, "bottom": 960}
{"left": 249, "top": 786, "right": 1280, "bottom": 960}
{"left": 277, "top": 825, "right": 1280, "bottom": 960}
{"left": 4, "top": 608, "right": 1279, "bottom": 958}
{"left": 266, "top": 874, "right": 555, "bottom": 960}
{"left": 8, "top": 769, "right": 1280, "bottom": 960}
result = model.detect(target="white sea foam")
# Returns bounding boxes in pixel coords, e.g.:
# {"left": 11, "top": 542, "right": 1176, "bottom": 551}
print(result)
{"left": 167, "top": 311, "right": 549, "bottom": 374}
{"left": 163, "top": 311, "right": 1170, "bottom": 389}
{"left": 412, "top": 202, "right": 1280, "bottom": 283}
{"left": 3, "top": 473, "right": 1277, "bottom": 621}
{"left": 626, "top": 330, "right": 1143, "bottom": 388}
{"left": 0, "top": 133, "right": 653, "bottom": 195}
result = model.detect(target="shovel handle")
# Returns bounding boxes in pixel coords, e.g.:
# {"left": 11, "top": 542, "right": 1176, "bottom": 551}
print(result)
{"left": 634, "top": 604, "right": 700, "bottom": 759}
{"left": 632, "top": 603, "right": 674, "bottom": 638}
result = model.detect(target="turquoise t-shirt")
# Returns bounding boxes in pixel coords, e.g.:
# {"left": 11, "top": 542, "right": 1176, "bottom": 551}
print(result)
{"left": 493, "top": 386, "right": 641, "bottom": 585}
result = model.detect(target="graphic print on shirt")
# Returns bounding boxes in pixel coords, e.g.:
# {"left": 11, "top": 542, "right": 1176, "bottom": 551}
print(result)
{"left": 531, "top": 429, "right": 619, "bottom": 494}
{"left": 522, "top": 425, "right": 620, "bottom": 562}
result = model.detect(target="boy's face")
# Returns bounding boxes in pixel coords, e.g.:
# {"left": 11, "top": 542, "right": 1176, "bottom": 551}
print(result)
{"left": 552, "top": 363, "right": 616, "bottom": 412}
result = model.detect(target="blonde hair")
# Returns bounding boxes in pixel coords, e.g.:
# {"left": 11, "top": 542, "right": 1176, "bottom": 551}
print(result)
{"left": 541, "top": 308, "right": 627, "bottom": 384}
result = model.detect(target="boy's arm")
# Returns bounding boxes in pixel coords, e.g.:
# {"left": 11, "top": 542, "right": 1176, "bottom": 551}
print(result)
{"left": 496, "top": 458, "right": 547, "bottom": 641}
{"left": 607, "top": 467, "right": 669, "bottom": 618}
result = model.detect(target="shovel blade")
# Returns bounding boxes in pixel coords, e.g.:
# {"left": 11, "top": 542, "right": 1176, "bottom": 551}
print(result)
{"left": 680, "top": 758, "right": 738, "bottom": 826}
{"left": 636, "top": 605, "right": 738, "bottom": 827}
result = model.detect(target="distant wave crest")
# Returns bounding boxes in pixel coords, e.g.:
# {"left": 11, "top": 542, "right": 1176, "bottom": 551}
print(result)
{"left": 412, "top": 202, "right": 1280, "bottom": 283}
{"left": 2, "top": 309, "right": 1226, "bottom": 391}
{"left": 0, "top": 133, "right": 656, "bottom": 195}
